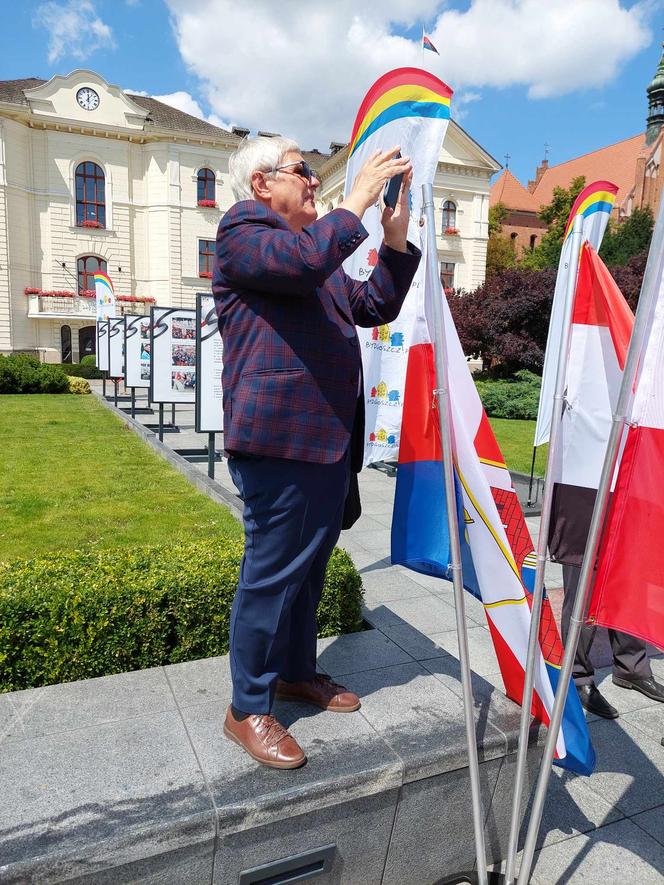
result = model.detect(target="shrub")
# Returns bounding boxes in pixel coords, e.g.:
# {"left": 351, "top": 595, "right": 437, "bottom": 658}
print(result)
{"left": 66, "top": 376, "right": 91, "bottom": 394}
{"left": 54, "top": 362, "right": 103, "bottom": 379}
{"left": 80, "top": 354, "right": 97, "bottom": 366}
{"left": 0, "top": 354, "right": 68, "bottom": 394}
{"left": 475, "top": 369, "right": 542, "bottom": 419}
{"left": 0, "top": 541, "right": 364, "bottom": 692}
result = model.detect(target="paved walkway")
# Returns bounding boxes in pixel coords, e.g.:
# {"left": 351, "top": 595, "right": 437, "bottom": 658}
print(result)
{"left": 98, "top": 387, "right": 664, "bottom": 884}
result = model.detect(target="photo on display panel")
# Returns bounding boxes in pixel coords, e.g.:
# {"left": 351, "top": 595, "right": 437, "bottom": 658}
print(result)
{"left": 171, "top": 343, "right": 196, "bottom": 366}
{"left": 172, "top": 369, "right": 196, "bottom": 390}
{"left": 172, "top": 317, "right": 196, "bottom": 340}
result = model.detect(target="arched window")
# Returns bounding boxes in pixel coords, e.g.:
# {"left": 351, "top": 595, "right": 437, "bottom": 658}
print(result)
{"left": 510, "top": 231, "right": 518, "bottom": 250}
{"left": 440, "top": 261, "right": 455, "bottom": 293}
{"left": 197, "top": 168, "right": 216, "bottom": 204}
{"left": 530, "top": 234, "right": 537, "bottom": 251}
{"left": 60, "top": 325, "right": 72, "bottom": 364}
{"left": 77, "top": 255, "right": 107, "bottom": 295}
{"left": 442, "top": 200, "right": 457, "bottom": 232}
{"left": 75, "top": 162, "right": 106, "bottom": 228}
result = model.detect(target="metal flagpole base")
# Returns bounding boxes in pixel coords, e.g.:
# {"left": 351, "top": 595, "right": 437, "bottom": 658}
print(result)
{"left": 435, "top": 872, "right": 506, "bottom": 884}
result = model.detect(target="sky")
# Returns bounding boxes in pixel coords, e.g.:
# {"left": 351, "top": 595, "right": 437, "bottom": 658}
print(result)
{"left": 0, "top": 0, "right": 662, "bottom": 186}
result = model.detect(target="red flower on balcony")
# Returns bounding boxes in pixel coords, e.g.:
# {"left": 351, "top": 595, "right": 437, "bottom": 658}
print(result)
{"left": 199, "top": 271, "right": 212, "bottom": 279}
{"left": 78, "top": 219, "right": 104, "bottom": 229}
{"left": 40, "top": 290, "right": 75, "bottom": 298}
{"left": 24, "top": 287, "right": 40, "bottom": 295}
{"left": 444, "top": 227, "right": 460, "bottom": 236}
{"left": 79, "top": 289, "right": 95, "bottom": 298}
{"left": 197, "top": 199, "right": 218, "bottom": 208}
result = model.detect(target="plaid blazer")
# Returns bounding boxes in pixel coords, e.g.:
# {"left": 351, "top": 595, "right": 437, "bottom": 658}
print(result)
{"left": 212, "top": 201, "right": 420, "bottom": 464}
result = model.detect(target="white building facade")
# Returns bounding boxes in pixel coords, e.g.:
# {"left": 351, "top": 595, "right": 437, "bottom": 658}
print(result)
{"left": 0, "top": 70, "right": 499, "bottom": 362}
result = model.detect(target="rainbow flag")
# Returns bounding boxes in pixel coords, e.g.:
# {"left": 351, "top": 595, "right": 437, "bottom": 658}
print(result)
{"left": 391, "top": 232, "right": 595, "bottom": 775}
{"left": 534, "top": 181, "right": 618, "bottom": 447}
{"left": 343, "top": 68, "right": 452, "bottom": 465}
{"left": 423, "top": 34, "right": 439, "bottom": 54}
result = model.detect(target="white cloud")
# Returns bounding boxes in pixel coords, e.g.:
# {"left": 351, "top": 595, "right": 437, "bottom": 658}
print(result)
{"left": 164, "top": 0, "right": 653, "bottom": 149}
{"left": 33, "top": 0, "right": 115, "bottom": 64}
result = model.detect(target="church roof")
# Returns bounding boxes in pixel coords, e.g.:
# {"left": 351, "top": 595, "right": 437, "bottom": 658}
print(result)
{"left": 489, "top": 168, "right": 540, "bottom": 211}
{"left": 530, "top": 133, "right": 646, "bottom": 208}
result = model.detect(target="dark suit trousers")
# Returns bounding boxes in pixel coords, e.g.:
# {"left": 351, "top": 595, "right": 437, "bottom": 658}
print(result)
{"left": 227, "top": 451, "right": 350, "bottom": 714}
{"left": 561, "top": 564, "right": 652, "bottom": 686}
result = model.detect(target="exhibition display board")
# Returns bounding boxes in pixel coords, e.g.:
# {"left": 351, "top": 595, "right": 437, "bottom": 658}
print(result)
{"left": 96, "top": 320, "right": 109, "bottom": 371}
{"left": 150, "top": 307, "right": 196, "bottom": 404}
{"left": 108, "top": 317, "right": 125, "bottom": 378}
{"left": 195, "top": 294, "right": 223, "bottom": 433}
{"left": 124, "top": 315, "right": 151, "bottom": 389}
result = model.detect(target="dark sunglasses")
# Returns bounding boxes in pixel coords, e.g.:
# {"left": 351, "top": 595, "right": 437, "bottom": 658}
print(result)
{"left": 269, "top": 160, "right": 317, "bottom": 183}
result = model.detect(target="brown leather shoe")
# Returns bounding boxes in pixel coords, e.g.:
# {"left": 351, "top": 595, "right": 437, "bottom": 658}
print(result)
{"left": 276, "top": 673, "right": 361, "bottom": 712}
{"left": 223, "top": 706, "right": 306, "bottom": 769}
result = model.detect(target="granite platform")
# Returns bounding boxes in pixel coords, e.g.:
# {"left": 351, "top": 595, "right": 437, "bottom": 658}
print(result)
{"left": 1, "top": 385, "right": 660, "bottom": 884}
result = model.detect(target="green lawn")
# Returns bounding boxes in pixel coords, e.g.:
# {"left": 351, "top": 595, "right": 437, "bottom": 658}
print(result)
{"left": 488, "top": 417, "right": 548, "bottom": 477}
{"left": 0, "top": 395, "right": 241, "bottom": 561}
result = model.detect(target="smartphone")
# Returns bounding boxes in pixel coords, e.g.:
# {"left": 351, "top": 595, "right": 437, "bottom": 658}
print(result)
{"left": 383, "top": 152, "right": 403, "bottom": 210}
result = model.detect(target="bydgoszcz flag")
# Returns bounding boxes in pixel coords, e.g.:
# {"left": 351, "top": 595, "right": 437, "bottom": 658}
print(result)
{"left": 392, "top": 228, "right": 595, "bottom": 775}
{"left": 423, "top": 34, "right": 440, "bottom": 54}
{"left": 343, "top": 68, "right": 452, "bottom": 465}
{"left": 589, "top": 253, "right": 664, "bottom": 649}
{"left": 95, "top": 271, "right": 116, "bottom": 320}
{"left": 534, "top": 181, "right": 618, "bottom": 447}
{"left": 548, "top": 243, "right": 633, "bottom": 564}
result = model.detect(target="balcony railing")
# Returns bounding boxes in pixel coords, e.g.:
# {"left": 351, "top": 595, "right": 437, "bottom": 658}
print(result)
{"left": 26, "top": 295, "right": 150, "bottom": 319}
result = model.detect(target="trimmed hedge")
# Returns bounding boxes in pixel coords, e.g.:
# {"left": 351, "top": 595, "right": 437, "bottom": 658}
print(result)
{"left": 0, "top": 541, "right": 364, "bottom": 692}
{"left": 474, "top": 370, "right": 542, "bottom": 420}
{"left": 53, "top": 361, "right": 103, "bottom": 379}
{"left": 0, "top": 354, "right": 69, "bottom": 394}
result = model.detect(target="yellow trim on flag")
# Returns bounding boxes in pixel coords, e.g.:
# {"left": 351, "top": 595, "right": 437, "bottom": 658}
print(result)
{"left": 484, "top": 597, "right": 527, "bottom": 609}
{"left": 455, "top": 465, "right": 522, "bottom": 582}
{"left": 479, "top": 456, "right": 507, "bottom": 469}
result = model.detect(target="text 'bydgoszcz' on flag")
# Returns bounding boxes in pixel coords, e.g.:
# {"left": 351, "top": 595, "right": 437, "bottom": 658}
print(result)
{"left": 534, "top": 181, "right": 619, "bottom": 447}
{"left": 548, "top": 242, "right": 633, "bottom": 565}
{"left": 391, "top": 228, "right": 595, "bottom": 775}
{"left": 343, "top": 68, "right": 452, "bottom": 465}
{"left": 588, "top": 242, "right": 664, "bottom": 649}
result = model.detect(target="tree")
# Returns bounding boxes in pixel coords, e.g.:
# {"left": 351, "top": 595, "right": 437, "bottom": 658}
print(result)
{"left": 599, "top": 207, "right": 653, "bottom": 265}
{"left": 520, "top": 176, "right": 586, "bottom": 270}
{"left": 486, "top": 201, "right": 516, "bottom": 276}
{"left": 448, "top": 266, "right": 556, "bottom": 375}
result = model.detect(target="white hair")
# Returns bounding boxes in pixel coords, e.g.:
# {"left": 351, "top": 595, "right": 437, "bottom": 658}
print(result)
{"left": 229, "top": 135, "right": 300, "bottom": 201}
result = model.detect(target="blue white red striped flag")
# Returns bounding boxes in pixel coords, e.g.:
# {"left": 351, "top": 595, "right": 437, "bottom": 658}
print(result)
{"left": 423, "top": 34, "right": 439, "bottom": 54}
{"left": 391, "top": 232, "right": 596, "bottom": 776}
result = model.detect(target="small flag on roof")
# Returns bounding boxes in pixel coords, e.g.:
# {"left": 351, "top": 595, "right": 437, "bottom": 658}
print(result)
{"left": 423, "top": 34, "right": 439, "bottom": 54}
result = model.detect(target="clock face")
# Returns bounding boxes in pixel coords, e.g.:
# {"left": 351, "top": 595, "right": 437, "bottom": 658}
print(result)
{"left": 76, "top": 87, "right": 100, "bottom": 111}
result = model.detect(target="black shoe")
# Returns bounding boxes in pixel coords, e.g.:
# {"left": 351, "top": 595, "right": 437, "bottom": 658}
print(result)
{"left": 612, "top": 674, "right": 664, "bottom": 703}
{"left": 577, "top": 684, "right": 619, "bottom": 719}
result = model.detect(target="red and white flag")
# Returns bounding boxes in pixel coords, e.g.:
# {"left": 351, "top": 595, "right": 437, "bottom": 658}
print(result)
{"left": 548, "top": 242, "right": 633, "bottom": 564}
{"left": 589, "top": 253, "right": 664, "bottom": 649}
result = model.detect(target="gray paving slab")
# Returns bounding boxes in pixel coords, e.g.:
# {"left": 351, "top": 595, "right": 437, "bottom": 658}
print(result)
{"left": 316, "top": 629, "right": 414, "bottom": 676}
{"left": 179, "top": 695, "right": 402, "bottom": 836}
{"left": 341, "top": 661, "right": 508, "bottom": 782}
{"left": 358, "top": 565, "right": 432, "bottom": 601}
{"left": 528, "top": 817, "right": 664, "bottom": 885}
{"left": 581, "top": 718, "right": 664, "bottom": 818}
{"left": 2, "top": 667, "right": 177, "bottom": 740}
{"left": 0, "top": 710, "right": 214, "bottom": 880}
{"left": 363, "top": 593, "right": 485, "bottom": 634}
{"left": 418, "top": 625, "right": 502, "bottom": 677}
{"left": 632, "top": 805, "right": 664, "bottom": 847}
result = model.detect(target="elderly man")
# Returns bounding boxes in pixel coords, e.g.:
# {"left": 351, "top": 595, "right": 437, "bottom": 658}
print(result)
{"left": 212, "top": 136, "right": 419, "bottom": 769}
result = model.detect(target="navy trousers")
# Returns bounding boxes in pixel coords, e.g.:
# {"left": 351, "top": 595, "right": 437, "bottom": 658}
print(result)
{"left": 227, "top": 452, "right": 350, "bottom": 714}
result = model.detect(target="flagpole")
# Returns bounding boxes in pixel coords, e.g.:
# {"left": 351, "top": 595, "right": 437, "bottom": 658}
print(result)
{"left": 503, "top": 214, "right": 584, "bottom": 885}
{"left": 421, "top": 27, "right": 425, "bottom": 67}
{"left": 422, "top": 183, "right": 488, "bottom": 885}
{"left": 516, "top": 195, "right": 664, "bottom": 885}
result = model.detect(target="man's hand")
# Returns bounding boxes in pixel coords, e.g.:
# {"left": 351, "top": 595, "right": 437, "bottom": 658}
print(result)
{"left": 339, "top": 147, "right": 413, "bottom": 222}
{"left": 381, "top": 169, "right": 413, "bottom": 253}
